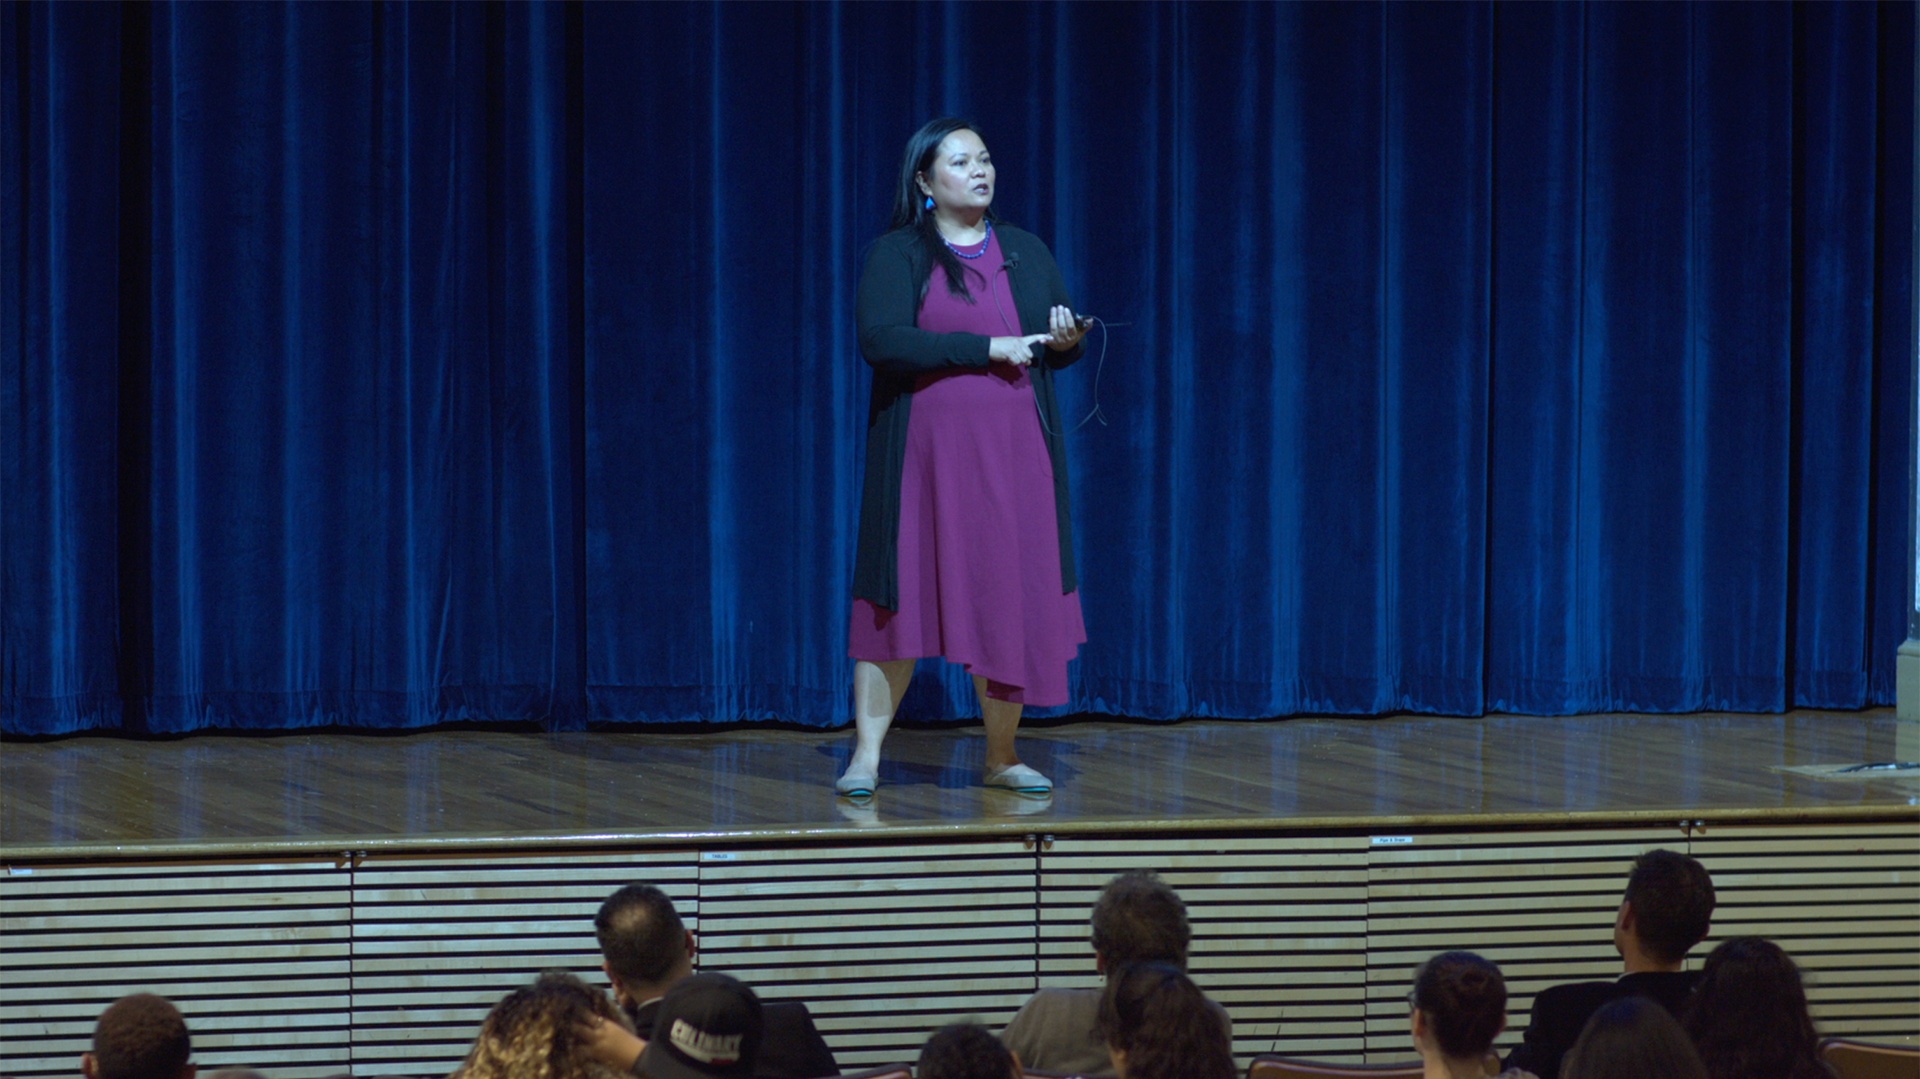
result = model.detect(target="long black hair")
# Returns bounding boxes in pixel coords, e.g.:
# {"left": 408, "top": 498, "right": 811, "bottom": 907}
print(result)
{"left": 890, "top": 116, "right": 999, "bottom": 298}
{"left": 1095, "top": 961, "right": 1235, "bottom": 1079}
{"left": 1681, "top": 937, "right": 1832, "bottom": 1079}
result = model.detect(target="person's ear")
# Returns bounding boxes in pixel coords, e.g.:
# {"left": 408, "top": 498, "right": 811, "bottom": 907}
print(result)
{"left": 181, "top": 1063, "right": 197, "bottom": 1079}
{"left": 81, "top": 1052, "right": 99, "bottom": 1079}
{"left": 1617, "top": 900, "right": 1635, "bottom": 934}
{"left": 685, "top": 928, "right": 698, "bottom": 965}
{"left": 603, "top": 960, "right": 627, "bottom": 997}
{"left": 1410, "top": 1007, "right": 1428, "bottom": 1039}
{"left": 1094, "top": 949, "right": 1108, "bottom": 977}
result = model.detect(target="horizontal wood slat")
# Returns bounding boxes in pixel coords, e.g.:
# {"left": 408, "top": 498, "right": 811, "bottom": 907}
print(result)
{"left": 3, "top": 821, "right": 1915, "bottom": 1077}
{"left": 1364, "top": 828, "right": 1685, "bottom": 1062}
{"left": 1036, "top": 836, "right": 1372, "bottom": 1065}
{"left": 0, "top": 860, "right": 352, "bottom": 1079}
{"left": 697, "top": 841, "right": 1038, "bottom": 1072}
{"left": 1688, "top": 823, "right": 1920, "bottom": 1043}
{"left": 346, "top": 850, "right": 695, "bottom": 1077}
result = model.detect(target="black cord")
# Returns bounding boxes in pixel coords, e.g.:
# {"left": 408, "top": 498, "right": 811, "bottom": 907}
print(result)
{"left": 984, "top": 261, "right": 1122, "bottom": 437}
{"left": 1038, "top": 316, "right": 1122, "bottom": 436}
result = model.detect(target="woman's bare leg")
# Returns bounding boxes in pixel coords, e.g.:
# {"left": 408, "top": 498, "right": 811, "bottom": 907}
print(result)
{"left": 973, "top": 675, "right": 1025, "bottom": 772}
{"left": 837, "top": 659, "right": 914, "bottom": 793}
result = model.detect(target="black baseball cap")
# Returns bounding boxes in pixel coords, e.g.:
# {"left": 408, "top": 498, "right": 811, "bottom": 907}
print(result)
{"left": 638, "top": 973, "right": 763, "bottom": 1079}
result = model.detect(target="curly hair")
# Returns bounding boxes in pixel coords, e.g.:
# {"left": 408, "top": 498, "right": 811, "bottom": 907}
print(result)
{"left": 1091, "top": 870, "right": 1192, "bottom": 969}
{"left": 1411, "top": 951, "right": 1507, "bottom": 1061}
{"left": 1563, "top": 996, "right": 1707, "bottom": 1079}
{"left": 454, "top": 971, "right": 634, "bottom": 1079}
{"left": 1682, "top": 938, "right": 1832, "bottom": 1079}
{"left": 916, "top": 1023, "right": 1015, "bottom": 1079}
{"left": 91, "top": 994, "right": 191, "bottom": 1079}
{"left": 1623, "top": 850, "right": 1715, "bottom": 964}
{"left": 1096, "top": 961, "right": 1234, "bottom": 1079}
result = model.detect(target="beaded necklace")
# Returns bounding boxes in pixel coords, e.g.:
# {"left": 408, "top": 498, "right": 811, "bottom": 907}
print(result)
{"left": 940, "top": 219, "right": 993, "bottom": 260}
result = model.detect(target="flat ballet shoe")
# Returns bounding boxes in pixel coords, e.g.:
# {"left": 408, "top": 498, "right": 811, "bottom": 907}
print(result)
{"left": 983, "top": 762, "right": 1052, "bottom": 794}
{"left": 834, "top": 765, "right": 878, "bottom": 799}
{"left": 983, "top": 788, "right": 1053, "bottom": 814}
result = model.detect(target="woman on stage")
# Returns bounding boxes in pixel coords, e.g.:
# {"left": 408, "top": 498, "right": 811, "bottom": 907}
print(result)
{"left": 837, "top": 117, "right": 1088, "bottom": 799}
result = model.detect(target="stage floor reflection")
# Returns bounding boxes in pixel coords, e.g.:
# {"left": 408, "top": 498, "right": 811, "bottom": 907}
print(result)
{"left": 4, "top": 709, "right": 1915, "bottom": 857}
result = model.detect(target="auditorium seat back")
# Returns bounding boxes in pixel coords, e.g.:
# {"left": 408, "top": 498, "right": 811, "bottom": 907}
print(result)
{"left": 1820, "top": 1039, "right": 1920, "bottom": 1079}
{"left": 1247, "top": 1055, "right": 1426, "bottom": 1079}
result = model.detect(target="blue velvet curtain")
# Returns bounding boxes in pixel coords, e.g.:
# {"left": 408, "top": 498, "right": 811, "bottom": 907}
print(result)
{"left": 3, "top": 2, "right": 1909, "bottom": 736}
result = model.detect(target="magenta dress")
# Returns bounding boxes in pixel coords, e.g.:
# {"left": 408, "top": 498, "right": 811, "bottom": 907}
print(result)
{"left": 847, "top": 230, "right": 1086, "bottom": 706}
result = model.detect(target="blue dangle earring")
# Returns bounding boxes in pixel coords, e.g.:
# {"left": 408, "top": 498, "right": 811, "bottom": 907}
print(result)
{"left": 924, "top": 196, "right": 935, "bottom": 211}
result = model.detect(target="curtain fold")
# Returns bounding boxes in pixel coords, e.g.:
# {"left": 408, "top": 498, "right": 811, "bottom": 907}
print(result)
{"left": 1487, "top": 3, "right": 1807, "bottom": 713}
{"left": 3, "top": 1, "right": 1908, "bottom": 735}
{"left": 2, "top": 1, "right": 128, "bottom": 734}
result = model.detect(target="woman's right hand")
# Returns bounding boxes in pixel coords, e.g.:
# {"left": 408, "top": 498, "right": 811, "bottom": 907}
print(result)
{"left": 576, "top": 1016, "right": 645, "bottom": 1071}
{"left": 988, "top": 334, "right": 1052, "bottom": 367}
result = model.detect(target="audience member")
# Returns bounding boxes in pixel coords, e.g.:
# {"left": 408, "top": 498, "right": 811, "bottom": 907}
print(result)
{"left": 636, "top": 973, "right": 762, "bottom": 1079}
{"left": 1001, "top": 870, "right": 1225, "bottom": 1077}
{"left": 593, "top": 884, "right": 838, "bottom": 1078}
{"left": 454, "top": 971, "right": 635, "bottom": 1079}
{"left": 918, "top": 1023, "right": 1020, "bottom": 1079}
{"left": 1095, "top": 961, "right": 1234, "bottom": 1079}
{"left": 1561, "top": 997, "right": 1706, "bottom": 1079}
{"left": 75, "top": 862, "right": 1809, "bottom": 1079}
{"left": 1410, "top": 952, "right": 1532, "bottom": 1079}
{"left": 82, "top": 994, "right": 194, "bottom": 1079}
{"left": 1505, "top": 850, "right": 1715, "bottom": 1079}
{"left": 1681, "top": 938, "right": 1833, "bottom": 1079}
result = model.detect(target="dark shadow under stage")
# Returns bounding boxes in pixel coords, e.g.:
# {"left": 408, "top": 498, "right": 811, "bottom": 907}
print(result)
{"left": 4, "top": 709, "right": 1915, "bottom": 858}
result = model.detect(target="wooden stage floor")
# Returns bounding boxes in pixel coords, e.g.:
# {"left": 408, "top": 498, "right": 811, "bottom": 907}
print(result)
{"left": 4, "top": 708, "right": 1915, "bottom": 858}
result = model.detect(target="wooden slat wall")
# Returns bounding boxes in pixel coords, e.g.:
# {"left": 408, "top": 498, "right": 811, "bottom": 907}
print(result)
{"left": 1036, "top": 836, "right": 1370, "bottom": 1062}
{"left": 0, "top": 859, "right": 352, "bottom": 1079}
{"left": 1363, "top": 827, "right": 1683, "bottom": 1062}
{"left": 1688, "top": 822, "right": 1920, "bottom": 1042}
{"left": 695, "top": 841, "right": 1038, "bottom": 1073}
{"left": 3, "top": 821, "right": 1915, "bottom": 1078}
{"left": 349, "top": 850, "right": 696, "bottom": 1077}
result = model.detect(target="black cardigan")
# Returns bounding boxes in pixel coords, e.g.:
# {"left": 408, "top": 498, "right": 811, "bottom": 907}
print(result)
{"left": 852, "top": 223, "right": 1084, "bottom": 611}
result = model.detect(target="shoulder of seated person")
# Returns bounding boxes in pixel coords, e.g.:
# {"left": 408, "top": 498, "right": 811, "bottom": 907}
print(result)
{"left": 1010, "top": 986, "right": 1097, "bottom": 1016}
{"left": 1613, "top": 971, "right": 1700, "bottom": 1005}
{"left": 1534, "top": 981, "right": 1616, "bottom": 1011}
{"left": 1615, "top": 970, "right": 1695, "bottom": 985}
{"left": 1026, "top": 985, "right": 1098, "bottom": 1000}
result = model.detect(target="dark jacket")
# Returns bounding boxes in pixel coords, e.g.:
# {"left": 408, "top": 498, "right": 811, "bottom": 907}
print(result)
{"left": 1503, "top": 971, "right": 1700, "bottom": 1079}
{"left": 630, "top": 996, "right": 839, "bottom": 1079}
{"left": 852, "top": 223, "right": 1084, "bottom": 611}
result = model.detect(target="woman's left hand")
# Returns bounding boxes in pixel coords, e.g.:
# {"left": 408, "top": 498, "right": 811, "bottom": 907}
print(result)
{"left": 1046, "top": 305, "right": 1086, "bottom": 351}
